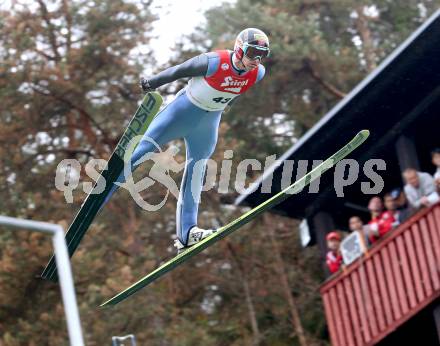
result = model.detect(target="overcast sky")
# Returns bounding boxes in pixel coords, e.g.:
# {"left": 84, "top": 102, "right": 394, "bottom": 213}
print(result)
{"left": 151, "top": 0, "right": 235, "bottom": 63}
{"left": 1, "top": 0, "right": 235, "bottom": 64}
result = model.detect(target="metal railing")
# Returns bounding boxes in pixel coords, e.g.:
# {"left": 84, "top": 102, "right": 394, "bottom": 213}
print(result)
{"left": 320, "top": 204, "right": 440, "bottom": 346}
{"left": 0, "top": 215, "right": 84, "bottom": 346}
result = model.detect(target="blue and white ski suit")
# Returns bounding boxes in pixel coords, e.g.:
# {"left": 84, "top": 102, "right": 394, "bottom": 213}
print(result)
{"left": 106, "top": 51, "right": 265, "bottom": 245}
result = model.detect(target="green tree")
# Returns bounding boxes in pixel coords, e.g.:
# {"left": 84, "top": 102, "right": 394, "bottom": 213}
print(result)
{"left": 0, "top": 1, "right": 160, "bottom": 345}
{"left": 0, "top": 1, "right": 438, "bottom": 345}
{"left": 168, "top": 1, "right": 439, "bottom": 345}
{"left": 199, "top": 0, "right": 438, "bottom": 159}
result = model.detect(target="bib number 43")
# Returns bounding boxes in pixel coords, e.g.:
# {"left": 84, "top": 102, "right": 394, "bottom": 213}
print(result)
{"left": 212, "top": 97, "right": 231, "bottom": 104}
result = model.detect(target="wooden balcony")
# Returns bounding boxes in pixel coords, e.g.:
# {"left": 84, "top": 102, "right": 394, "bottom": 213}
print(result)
{"left": 320, "top": 203, "right": 440, "bottom": 346}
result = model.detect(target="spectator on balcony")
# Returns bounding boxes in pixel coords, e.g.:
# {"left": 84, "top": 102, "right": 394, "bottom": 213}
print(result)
{"left": 348, "top": 215, "right": 370, "bottom": 245}
{"left": 390, "top": 187, "right": 413, "bottom": 222}
{"left": 403, "top": 168, "right": 439, "bottom": 209}
{"left": 384, "top": 192, "right": 402, "bottom": 228}
{"left": 431, "top": 148, "right": 440, "bottom": 191}
{"left": 326, "top": 231, "right": 343, "bottom": 274}
{"left": 349, "top": 216, "right": 364, "bottom": 233}
{"left": 367, "top": 196, "right": 395, "bottom": 244}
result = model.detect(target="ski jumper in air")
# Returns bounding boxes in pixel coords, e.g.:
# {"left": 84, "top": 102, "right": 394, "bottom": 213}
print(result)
{"left": 104, "top": 28, "right": 270, "bottom": 251}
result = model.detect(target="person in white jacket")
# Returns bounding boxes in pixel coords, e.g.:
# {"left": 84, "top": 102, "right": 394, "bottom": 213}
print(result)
{"left": 403, "top": 168, "right": 439, "bottom": 209}
{"left": 431, "top": 148, "right": 440, "bottom": 191}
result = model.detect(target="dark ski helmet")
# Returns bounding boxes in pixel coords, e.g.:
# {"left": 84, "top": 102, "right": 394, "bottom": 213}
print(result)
{"left": 234, "top": 28, "right": 270, "bottom": 61}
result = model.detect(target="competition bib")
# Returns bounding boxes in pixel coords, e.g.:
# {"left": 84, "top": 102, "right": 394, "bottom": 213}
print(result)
{"left": 186, "top": 50, "right": 259, "bottom": 111}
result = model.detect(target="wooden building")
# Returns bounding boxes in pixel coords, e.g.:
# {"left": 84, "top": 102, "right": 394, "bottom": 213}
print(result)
{"left": 236, "top": 9, "right": 440, "bottom": 346}
{"left": 321, "top": 204, "right": 440, "bottom": 345}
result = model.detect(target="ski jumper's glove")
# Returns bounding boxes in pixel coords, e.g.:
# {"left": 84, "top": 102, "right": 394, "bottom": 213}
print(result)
{"left": 140, "top": 77, "right": 155, "bottom": 93}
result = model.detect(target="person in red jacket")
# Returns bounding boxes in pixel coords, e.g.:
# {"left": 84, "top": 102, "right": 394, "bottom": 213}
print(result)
{"left": 367, "top": 196, "right": 395, "bottom": 244}
{"left": 326, "top": 231, "right": 343, "bottom": 274}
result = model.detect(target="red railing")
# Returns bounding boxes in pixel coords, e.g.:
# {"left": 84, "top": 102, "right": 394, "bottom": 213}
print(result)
{"left": 320, "top": 203, "right": 440, "bottom": 346}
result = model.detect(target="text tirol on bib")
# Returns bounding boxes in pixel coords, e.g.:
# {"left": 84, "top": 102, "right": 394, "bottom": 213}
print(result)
{"left": 186, "top": 50, "right": 259, "bottom": 111}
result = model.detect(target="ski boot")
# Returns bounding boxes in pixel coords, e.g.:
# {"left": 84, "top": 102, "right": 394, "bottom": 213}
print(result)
{"left": 174, "top": 226, "right": 217, "bottom": 254}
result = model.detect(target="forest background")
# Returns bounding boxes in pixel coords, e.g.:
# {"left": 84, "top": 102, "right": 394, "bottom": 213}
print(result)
{"left": 0, "top": 1, "right": 438, "bottom": 345}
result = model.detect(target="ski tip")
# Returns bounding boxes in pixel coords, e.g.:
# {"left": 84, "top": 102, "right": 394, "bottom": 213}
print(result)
{"left": 359, "top": 129, "right": 370, "bottom": 137}
{"left": 40, "top": 267, "right": 59, "bottom": 282}
{"left": 40, "top": 274, "right": 58, "bottom": 283}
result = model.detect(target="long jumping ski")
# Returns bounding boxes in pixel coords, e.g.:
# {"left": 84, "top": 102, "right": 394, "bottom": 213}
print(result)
{"left": 42, "top": 92, "right": 163, "bottom": 282}
{"left": 101, "top": 129, "right": 370, "bottom": 307}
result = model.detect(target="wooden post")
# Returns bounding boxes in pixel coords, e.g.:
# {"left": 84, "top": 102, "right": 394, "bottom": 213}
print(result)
{"left": 433, "top": 303, "right": 440, "bottom": 343}
{"left": 395, "top": 134, "right": 420, "bottom": 171}
{"left": 264, "top": 214, "right": 308, "bottom": 346}
{"left": 312, "top": 211, "right": 335, "bottom": 276}
{"left": 226, "top": 241, "right": 262, "bottom": 346}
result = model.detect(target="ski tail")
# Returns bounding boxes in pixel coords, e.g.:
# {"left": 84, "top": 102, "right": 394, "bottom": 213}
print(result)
{"left": 41, "top": 92, "right": 163, "bottom": 282}
{"left": 100, "top": 129, "right": 370, "bottom": 306}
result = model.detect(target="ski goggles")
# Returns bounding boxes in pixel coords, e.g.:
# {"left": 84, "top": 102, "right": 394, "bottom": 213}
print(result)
{"left": 243, "top": 43, "right": 270, "bottom": 60}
